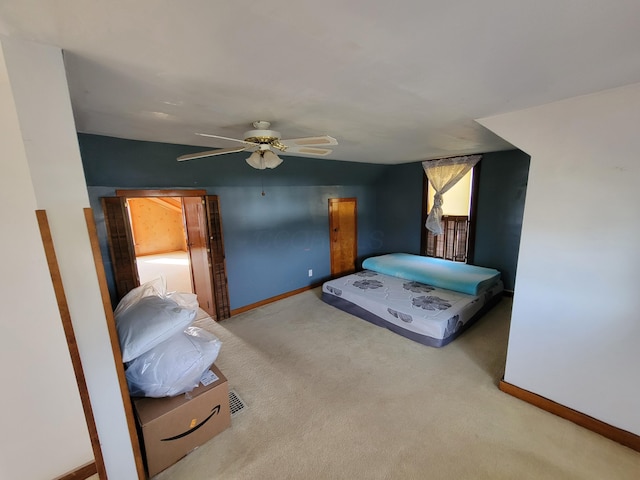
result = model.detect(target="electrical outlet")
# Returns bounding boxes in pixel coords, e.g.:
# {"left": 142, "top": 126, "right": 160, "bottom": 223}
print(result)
{"left": 308, "top": 269, "right": 313, "bottom": 277}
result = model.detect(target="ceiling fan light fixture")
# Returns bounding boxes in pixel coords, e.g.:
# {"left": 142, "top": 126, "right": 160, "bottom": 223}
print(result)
{"left": 262, "top": 150, "right": 283, "bottom": 169}
{"left": 246, "top": 150, "right": 264, "bottom": 169}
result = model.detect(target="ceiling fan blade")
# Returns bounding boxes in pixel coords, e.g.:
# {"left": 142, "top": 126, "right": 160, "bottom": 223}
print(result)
{"left": 281, "top": 146, "right": 333, "bottom": 157}
{"left": 177, "top": 146, "right": 248, "bottom": 162}
{"left": 196, "top": 132, "right": 259, "bottom": 146}
{"left": 280, "top": 135, "right": 338, "bottom": 147}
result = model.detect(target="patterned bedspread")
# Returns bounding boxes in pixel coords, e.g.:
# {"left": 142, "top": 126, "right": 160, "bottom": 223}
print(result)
{"left": 322, "top": 270, "right": 503, "bottom": 347}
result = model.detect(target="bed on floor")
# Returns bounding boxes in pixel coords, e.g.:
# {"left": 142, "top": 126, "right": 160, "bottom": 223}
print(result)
{"left": 321, "top": 253, "right": 503, "bottom": 347}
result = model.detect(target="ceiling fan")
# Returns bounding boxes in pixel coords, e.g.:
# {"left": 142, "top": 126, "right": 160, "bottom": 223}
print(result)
{"left": 177, "top": 121, "right": 338, "bottom": 169}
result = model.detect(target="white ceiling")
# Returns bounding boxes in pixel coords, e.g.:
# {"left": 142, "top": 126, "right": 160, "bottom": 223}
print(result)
{"left": 2, "top": 0, "right": 640, "bottom": 164}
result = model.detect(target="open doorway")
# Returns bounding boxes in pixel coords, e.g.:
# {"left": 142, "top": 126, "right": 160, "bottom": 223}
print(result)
{"left": 102, "top": 190, "right": 230, "bottom": 321}
{"left": 126, "top": 197, "right": 193, "bottom": 294}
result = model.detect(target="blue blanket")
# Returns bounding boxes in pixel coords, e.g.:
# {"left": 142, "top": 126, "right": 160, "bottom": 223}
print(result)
{"left": 361, "top": 253, "right": 500, "bottom": 296}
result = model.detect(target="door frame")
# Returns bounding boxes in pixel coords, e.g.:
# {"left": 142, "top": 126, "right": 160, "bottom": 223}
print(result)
{"left": 115, "top": 189, "right": 206, "bottom": 198}
{"left": 110, "top": 189, "right": 230, "bottom": 319}
{"left": 114, "top": 188, "right": 207, "bottom": 305}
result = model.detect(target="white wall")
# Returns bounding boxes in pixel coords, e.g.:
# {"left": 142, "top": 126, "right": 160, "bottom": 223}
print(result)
{"left": 0, "top": 37, "right": 139, "bottom": 478}
{"left": 0, "top": 40, "right": 93, "bottom": 480}
{"left": 478, "top": 82, "right": 640, "bottom": 435}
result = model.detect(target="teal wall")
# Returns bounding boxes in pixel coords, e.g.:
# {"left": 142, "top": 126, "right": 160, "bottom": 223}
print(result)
{"left": 473, "top": 150, "right": 531, "bottom": 291}
{"left": 371, "top": 149, "right": 531, "bottom": 291}
{"left": 374, "top": 161, "right": 424, "bottom": 255}
{"left": 79, "top": 133, "right": 528, "bottom": 308}
{"left": 80, "top": 134, "right": 389, "bottom": 309}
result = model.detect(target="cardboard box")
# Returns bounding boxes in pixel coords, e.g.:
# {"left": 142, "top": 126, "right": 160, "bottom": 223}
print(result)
{"left": 133, "top": 364, "right": 231, "bottom": 477}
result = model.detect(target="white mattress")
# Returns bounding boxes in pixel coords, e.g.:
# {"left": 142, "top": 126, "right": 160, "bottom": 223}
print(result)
{"left": 322, "top": 270, "right": 503, "bottom": 347}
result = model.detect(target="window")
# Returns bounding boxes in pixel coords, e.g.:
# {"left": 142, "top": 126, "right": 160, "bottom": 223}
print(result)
{"left": 420, "top": 162, "right": 481, "bottom": 263}
{"left": 425, "top": 215, "right": 469, "bottom": 261}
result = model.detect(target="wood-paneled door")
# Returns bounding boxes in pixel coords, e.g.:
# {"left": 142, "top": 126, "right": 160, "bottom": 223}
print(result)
{"left": 183, "top": 197, "right": 216, "bottom": 317}
{"left": 102, "top": 196, "right": 140, "bottom": 301}
{"left": 205, "top": 195, "right": 231, "bottom": 320}
{"left": 329, "top": 197, "right": 357, "bottom": 276}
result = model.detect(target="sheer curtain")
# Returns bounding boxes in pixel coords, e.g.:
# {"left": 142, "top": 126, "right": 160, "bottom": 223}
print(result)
{"left": 422, "top": 155, "right": 481, "bottom": 235}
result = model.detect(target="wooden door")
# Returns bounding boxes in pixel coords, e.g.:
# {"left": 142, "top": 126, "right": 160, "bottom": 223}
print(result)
{"left": 183, "top": 197, "right": 216, "bottom": 318}
{"left": 102, "top": 197, "right": 139, "bottom": 301}
{"left": 205, "top": 195, "right": 231, "bottom": 320}
{"left": 329, "top": 198, "right": 357, "bottom": 276}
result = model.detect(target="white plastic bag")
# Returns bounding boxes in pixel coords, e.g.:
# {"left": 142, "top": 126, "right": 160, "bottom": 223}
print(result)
{"left": 125, "top": 326, "right": 222, "bottom": 398}
{"left": 166, "top": 291, "right": 199, "bottom": 312}
{"left": 114, "top": 276, "right": 167, "bottom": 318}
{"left": 115, "top": 295, "right": 197, "bottom": 362}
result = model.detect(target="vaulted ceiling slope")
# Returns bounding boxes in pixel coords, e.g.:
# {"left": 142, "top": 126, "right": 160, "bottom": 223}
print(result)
{"left": 2, "top": 1, "right": 640, "bottom": 164}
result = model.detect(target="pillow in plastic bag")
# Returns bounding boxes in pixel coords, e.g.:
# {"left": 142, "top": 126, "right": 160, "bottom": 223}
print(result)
{"left": 166, "top": 291, "right": 199, "bottom": 312}
{"left": 114, "top": 276, "right": 167, "bottom": 318}
{"left": 115, "top": 295, "right": 196, "bottom": 362}
{"left": 125, "top": 326, "right": 222, "bottom": 397}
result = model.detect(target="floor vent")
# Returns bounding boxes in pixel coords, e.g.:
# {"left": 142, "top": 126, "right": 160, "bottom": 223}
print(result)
{"left": 229, "top": 390, "right": 247, "bottom": 417}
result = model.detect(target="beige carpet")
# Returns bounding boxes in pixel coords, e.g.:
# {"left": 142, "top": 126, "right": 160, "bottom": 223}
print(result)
{"left": 155, "top": 289, "right": 640, "bottom": 479}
